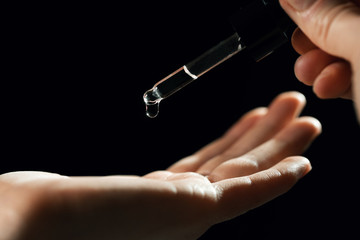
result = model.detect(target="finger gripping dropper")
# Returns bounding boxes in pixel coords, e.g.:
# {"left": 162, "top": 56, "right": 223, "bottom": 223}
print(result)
{"left": 143, "top": 0, "right": 295, "bottom": 118}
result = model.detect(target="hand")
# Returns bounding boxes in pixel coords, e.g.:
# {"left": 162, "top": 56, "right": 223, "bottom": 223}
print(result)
{"left": 0, "top": 92, "right": 321, "bottom": 240}
{"left": 279, "top": 0, "right": 360, "bottom": 119}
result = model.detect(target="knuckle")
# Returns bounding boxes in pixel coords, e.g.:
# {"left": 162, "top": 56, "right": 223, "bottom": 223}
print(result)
{"left": 311, "top": 2, "right": 357, "bottom": 52}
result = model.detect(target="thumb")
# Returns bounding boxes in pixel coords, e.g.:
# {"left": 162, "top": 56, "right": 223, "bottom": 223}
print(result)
{"left": 279, "top": 0, "right": 360, "bottom": 64}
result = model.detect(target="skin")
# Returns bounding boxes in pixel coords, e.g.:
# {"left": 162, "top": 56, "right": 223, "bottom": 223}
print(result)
{"left": 279, "top": 0, "right": 360, "bottom": 120}
{"left": 0, "top": 92, "right": 321, "bottom": 240}
{"left": 3, "top": 0, "right": 360, "bottom": 238}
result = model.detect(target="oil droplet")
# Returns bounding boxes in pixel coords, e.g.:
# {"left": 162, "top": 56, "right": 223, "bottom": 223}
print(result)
{"left": 143, "top": 88, "right": 162, "bottom": 118}
{"left": 145, "top": 102, "right": 160, "bottom": 118}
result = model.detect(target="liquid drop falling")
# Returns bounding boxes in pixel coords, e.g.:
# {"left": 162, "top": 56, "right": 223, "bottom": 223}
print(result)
{"left": 145, "top": 102, "right": 160, "bottom": 118}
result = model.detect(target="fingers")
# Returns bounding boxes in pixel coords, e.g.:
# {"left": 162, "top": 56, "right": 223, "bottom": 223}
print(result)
{"left": 207, "top": 117, "right": 321, "bottom": 182}
{"left": 282, "top": 0, "right": 360, "bottom": 116}
{"left": 196, "top": 92, "right": 306, "bottom": 175}
{"left": 280, "top": 0, "right": 360, "bottom": 63}
{"left": 294, "top": 49, "right": 339, "bottom": 86}
{"left": 213, "top": 156, "right": 311, "bottom": 222}
{"left": 169, "top": 92, "right": 306, "bottom": 174}
{"left": 291, "top": 28, "right": 317, "bottom": 55}
{"left": 294, "top": 49, "right": 353, "bottom": 98}
{"left": 167, "top": 107, "right": 267, "bottom": 173}
{"left": 313, "top": 60, "right": 353, "bottom": 99}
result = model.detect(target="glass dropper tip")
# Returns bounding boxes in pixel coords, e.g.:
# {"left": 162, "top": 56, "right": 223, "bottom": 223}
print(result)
{"left": 143, "top": 88, "right": 162, "bottom": 118}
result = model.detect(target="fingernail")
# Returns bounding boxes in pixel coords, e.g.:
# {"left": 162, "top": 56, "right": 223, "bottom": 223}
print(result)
{"left": 287, "top": 0, "right": 317, "bottom": 11}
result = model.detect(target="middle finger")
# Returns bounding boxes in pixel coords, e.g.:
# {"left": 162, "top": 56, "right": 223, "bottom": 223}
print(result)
{"left": 197, "top": 92, "right": 306, "bottom": 175}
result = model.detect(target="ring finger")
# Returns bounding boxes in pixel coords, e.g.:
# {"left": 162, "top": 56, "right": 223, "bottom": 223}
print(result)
{"left": 196, "top": 92, "right": 307, "bottom": 175}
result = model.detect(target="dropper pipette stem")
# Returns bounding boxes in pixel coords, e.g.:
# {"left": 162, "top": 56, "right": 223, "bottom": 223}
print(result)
{"left": 143, "top": 33, "right": 244, "bottom": 109}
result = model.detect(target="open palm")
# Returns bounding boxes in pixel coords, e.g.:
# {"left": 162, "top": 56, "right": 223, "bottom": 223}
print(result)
{"left": 0, "top": 92, "right": 321, "bottom": 240}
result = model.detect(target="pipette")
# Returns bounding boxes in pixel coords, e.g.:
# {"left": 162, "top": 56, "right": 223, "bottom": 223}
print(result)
{"left": 143, "top": 33, "right": 243, "bottom": 118}
{"left": 143, "top": 0, "right": 294, "bottom": 118}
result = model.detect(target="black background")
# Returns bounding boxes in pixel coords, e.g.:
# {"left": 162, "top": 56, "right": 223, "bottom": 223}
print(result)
{"left": 3, "top": 1, "right": 360, "bottom": 239}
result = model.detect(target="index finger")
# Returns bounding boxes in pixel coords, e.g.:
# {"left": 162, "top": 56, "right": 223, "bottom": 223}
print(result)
{"left": 291, "top": 27, "right": 317, "bottom": 55}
